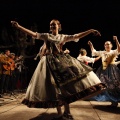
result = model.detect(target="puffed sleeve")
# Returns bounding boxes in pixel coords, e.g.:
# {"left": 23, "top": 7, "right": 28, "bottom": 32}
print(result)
{"left": 92, "top": 49, "right": 103, "bottom": 57}
{"left": 85, "top": 56, "right": 95, "bottom": 63}
{"left": 33, "top": 32, "right": 48, "bottom": 41}
{"left": 61, "top": 34, "right": 79, "bottom": 44}
{"left": 113, "top": 49, "right": 120, "bottom": 55}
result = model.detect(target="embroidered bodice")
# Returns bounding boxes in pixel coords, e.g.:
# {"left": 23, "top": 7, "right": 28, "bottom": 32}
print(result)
{"left": 92, "top": 49, "right": 119, "bottom": 69}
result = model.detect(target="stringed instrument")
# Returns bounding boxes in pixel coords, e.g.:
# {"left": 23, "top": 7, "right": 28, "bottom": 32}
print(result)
{"left": 3, "top": 58, "right": 15, "bottom": 71}
{"left": 3, "top": 55, "right": 24, "bottom": 71}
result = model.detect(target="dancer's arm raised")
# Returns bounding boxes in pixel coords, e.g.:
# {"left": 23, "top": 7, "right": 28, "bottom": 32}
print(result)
{"left": 11, "top": 21, "right": 37, "bottom": 38}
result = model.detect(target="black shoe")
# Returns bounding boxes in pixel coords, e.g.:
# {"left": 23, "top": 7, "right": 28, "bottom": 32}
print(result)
{"left": 111, "top": 102, "right": 118, "bottom": 107}
{"left": 63, "top": 112, "right": 74, "bottom": 120}
{"left": 106, "top": 102, "right": 118, "bottom": 108}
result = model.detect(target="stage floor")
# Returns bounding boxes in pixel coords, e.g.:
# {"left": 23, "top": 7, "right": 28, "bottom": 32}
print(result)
{"left": 0, "top": 92, "right": 120, "bottom": 120}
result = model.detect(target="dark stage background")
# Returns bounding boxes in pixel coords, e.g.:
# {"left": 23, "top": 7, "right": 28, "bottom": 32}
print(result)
{"left": 0, "top": 0, "right": 120, "bottom": 82}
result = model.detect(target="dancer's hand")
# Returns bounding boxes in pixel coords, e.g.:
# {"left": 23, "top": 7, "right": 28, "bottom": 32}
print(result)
{"left": 91, "top": 29, "right": 101, "bottom": 36}
{"left": 64, "top": 48, "right": 70, "bottom": 54}
{"left": 11, "top": 21, "right": 19, "bottom": 28}
{"left": 88, "top": 41, "right": 93, "bottom": 47}
{"left": 113, "top": 36, "right": 118, "bottom": 42}
{"left": 88, "top": 40, "right": 94, "bottom": 51}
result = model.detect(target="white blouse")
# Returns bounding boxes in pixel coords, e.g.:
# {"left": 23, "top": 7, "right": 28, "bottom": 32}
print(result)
{"left": 77, "top": 55, "right": 95, "bottom": 63}
{"left": 92, "top": 49, "right": 119, "bottom": 63}
{"left": 35, "top": 33, "right": 79, "bottom": 45}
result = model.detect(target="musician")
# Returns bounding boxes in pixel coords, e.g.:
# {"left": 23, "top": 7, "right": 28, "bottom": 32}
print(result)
{"left": 0, "top": 52, "right": 4, "bottom": 76}
{"left": 14, "top": 55, "right": 24, "bottom": 90}
{"left": 0, "top": 52, "right": 4, "bottom": 97}
{"left": 0, "top": 50, "right": 11, "bottom": 94}
{"left": 8, "top": 53, "right": 16, "bottom": 92}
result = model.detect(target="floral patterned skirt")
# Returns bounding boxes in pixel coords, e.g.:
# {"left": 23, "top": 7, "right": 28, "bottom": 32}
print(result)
{"left": 22, "top": 53, "right": 106, "bottom": 108}
{"left": 91, "top": 64, "right": 120, "bottom": 102}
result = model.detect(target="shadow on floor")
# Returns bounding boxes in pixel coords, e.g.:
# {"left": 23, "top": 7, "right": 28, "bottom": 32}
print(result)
{"left": 93, "top": 105, "right": 120, "bottom": 114}
{"left": 29, "top": 113, "right": 64, "bottom": 120}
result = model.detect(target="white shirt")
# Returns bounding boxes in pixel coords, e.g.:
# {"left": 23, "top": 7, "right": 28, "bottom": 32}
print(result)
{"left": 92, "top": 49, "right": 119, "bottom": 63}
{"left": 77, "top": 55, "right": 95, "bottom": 63}
{"left": 35, "top": 33, "right": 79, "bottom": 45}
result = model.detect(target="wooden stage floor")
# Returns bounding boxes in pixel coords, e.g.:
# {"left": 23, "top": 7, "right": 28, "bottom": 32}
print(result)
{"left": 0, "top": 92, "right": 120, "bottom": 120}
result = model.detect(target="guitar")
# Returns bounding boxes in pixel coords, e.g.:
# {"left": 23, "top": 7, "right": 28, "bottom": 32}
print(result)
{"left": 3, "top": 56, "right": 23, "bottom": 70}
{"left": 3, "top": 58, "right": 15, "bottom": 71}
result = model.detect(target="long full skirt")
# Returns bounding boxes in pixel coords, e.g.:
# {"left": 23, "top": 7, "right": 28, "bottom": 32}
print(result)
{"left": 91, "top": 64, "right": 120, "bottom": 102}
{"left": 22, "top": 53, "right": 106, "bottom": 108}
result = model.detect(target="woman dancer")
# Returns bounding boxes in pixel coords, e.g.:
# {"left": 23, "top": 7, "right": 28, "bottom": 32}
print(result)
{"left": 11, "top": 19, "right": 106, "bottom": 119}
{"left": 88, "top": 36, "right": 120, "bottom": 107}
